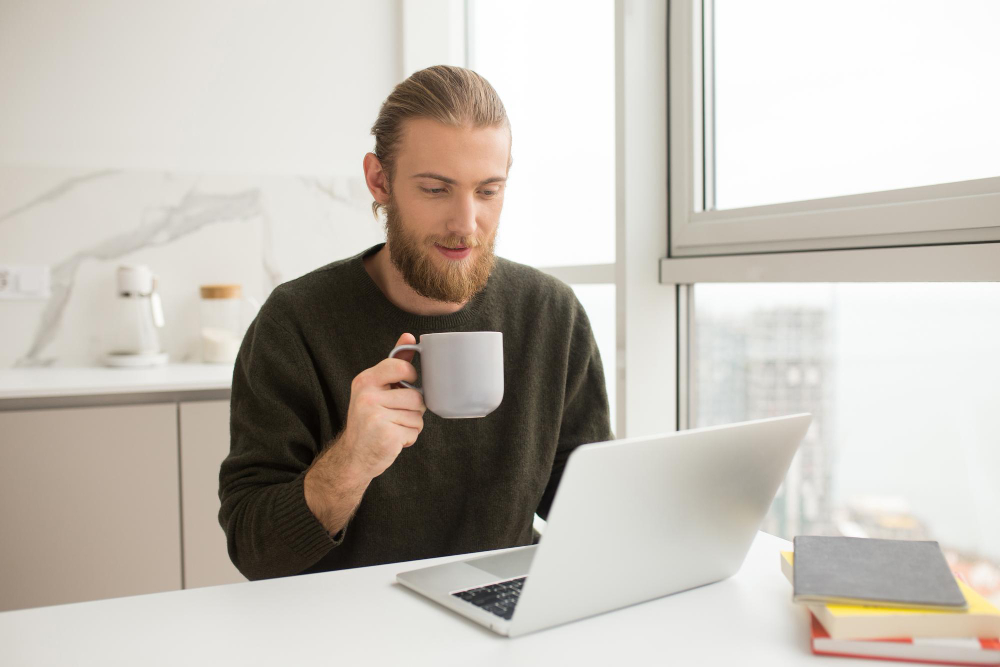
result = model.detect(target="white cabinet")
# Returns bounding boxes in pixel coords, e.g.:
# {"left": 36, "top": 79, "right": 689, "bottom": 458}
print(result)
{"left": 0, "top": 397, "right": 247, "bottom": 612}
{"left": 0, "top": 404, "right": 182, "bottom": 612}
{"left": 179, "top": 400, "right": 245, "bottom": 588}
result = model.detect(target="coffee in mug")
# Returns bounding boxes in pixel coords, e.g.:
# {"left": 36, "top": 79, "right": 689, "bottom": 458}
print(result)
{"left": 388, "top": 331, "right": 504, "bottom": 418}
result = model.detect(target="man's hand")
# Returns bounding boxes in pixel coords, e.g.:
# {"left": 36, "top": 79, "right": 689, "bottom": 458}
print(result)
{"left": 304, "top": 333, "right": 425, "bottom": 536}
{"left": 339, "top": 332, "right": 426, "bottom": 478}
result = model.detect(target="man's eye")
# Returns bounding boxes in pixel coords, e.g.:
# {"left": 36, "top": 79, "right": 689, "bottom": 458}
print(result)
{"left": 480, "top": 189, "right": 498, "bottom": 197}
{"left": 421, "top": 187, "right": 446, "bottom": 194}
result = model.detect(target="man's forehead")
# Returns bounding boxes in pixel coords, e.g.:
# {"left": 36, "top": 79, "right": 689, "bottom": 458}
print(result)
{"left": 396, "top": 117, "right": 510, "bottom": 180}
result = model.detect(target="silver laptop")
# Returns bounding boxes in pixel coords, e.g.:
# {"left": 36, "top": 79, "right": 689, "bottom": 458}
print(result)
{"left": 396, "top": 414, "right": 812, "bottom": 637}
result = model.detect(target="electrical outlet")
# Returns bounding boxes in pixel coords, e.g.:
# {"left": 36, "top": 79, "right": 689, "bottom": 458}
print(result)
{"left": 0, "top": 264, "right": 51, "bottom": 300}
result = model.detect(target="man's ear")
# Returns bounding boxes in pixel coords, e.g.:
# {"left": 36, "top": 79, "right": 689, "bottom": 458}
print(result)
{"left": 363, "top": 153, "right": 391, "bottom": 205}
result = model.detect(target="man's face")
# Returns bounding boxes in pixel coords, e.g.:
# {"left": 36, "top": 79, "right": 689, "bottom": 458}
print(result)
{"left": 384, "top": 117, "right": 509, "bottom": 304}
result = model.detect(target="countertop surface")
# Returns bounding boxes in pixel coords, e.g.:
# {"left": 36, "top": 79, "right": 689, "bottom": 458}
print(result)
{"left": 0, "top": 532, "right": 892, "bottom": 667}
{"left": 0, "top": 363, "right": 234, "bottom": 402}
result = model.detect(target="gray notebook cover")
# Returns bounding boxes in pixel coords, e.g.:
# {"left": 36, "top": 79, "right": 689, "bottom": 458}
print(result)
{"left": 792, "top": 536, "right": 967, "bottom": 610}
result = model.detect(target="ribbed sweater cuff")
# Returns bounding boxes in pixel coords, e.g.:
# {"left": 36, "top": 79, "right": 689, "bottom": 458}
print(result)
{"left": 274, "top": 474, "right": 345, "bottom": 565}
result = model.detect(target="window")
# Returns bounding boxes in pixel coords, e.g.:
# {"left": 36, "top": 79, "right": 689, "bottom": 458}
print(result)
{"left": 713, "top": 0, "right": 1000, "bottom": 210}
{"left": 670, "top": 0, "right": 1000, "bottom": 256}
{"left": 467, "top": 0, "right": 615, "bottom": 268}
{"left": 666, "top": 0, "right": 1000, "bottom": 606}
{"left": 691, "top": 283, "right": 1000, "bottom": 605}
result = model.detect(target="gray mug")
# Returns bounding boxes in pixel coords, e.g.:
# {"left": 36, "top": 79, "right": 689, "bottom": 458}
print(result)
{"left": 388, "top": 331, "right": 504, "bottom": 418}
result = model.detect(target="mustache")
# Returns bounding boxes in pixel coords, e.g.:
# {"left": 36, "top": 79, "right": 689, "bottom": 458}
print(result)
{"left": 428, "top": 234, "right": 484, "bottom": 249}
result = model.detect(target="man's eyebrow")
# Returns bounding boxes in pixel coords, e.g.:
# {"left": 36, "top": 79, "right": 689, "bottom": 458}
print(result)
{"left": 411, "top": 172, "right": 507, "bottom": 186}
{"left": 412, "top": 172, "right": 457, "bottom": 185}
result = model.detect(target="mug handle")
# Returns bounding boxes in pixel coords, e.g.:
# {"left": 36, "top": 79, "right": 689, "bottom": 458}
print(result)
{"left": 388, "top": 344, "right": 422, "bottom": 393}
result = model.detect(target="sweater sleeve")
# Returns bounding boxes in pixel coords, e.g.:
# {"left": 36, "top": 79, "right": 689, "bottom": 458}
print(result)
{"left": 535, "top": 295, "right": 614, "bottom": 520}
{"left": 218, "top": 308, "right": 343, "bottom": 580}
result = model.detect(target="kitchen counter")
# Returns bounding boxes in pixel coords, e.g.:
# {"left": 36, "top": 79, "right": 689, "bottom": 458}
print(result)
{"left": 0, "top": 363, "right": 233, "bottom": 410}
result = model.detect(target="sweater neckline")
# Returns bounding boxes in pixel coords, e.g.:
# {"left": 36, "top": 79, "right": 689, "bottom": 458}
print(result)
{"left": 349, "top": 244, "right": 488, "bottom": 330}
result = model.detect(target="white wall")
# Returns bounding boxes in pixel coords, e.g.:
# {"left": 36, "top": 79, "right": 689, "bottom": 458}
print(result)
{"left": 0, "top": 0, "right": 401, "bottom": 173}
{"left": 0, "top": 0, "right": 402, "bottom": 367}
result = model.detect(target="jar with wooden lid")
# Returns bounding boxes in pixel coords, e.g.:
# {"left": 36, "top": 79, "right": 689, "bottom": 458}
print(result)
{"left": 199, "top": 284, "right": 259, "bottom": 363}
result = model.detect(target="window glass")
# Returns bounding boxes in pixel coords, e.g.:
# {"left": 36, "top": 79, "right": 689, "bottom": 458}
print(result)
{"left": 713, "top": 0, "right": 1000, "bottom": 210}
{"left": 693, "top": 282, "right": 1000, "bottom": 604}
{"left": 468, "top": 0, "right": 615, "bottom": 267}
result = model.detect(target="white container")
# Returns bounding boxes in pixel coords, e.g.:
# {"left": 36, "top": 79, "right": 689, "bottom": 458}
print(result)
{"left": 199, "top": 285, "right": 259, "bottom": 364}
{"left": 104, "top": 265, "right": 168, "bottom": 367}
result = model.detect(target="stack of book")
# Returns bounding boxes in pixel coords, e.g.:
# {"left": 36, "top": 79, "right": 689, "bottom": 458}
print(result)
{"left": 783, "top": 536, "right": 1000, "bottom": 665}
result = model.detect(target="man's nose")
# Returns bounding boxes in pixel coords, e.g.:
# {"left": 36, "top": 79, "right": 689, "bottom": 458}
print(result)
{"left": 447, "top": 192, "right": 478, "bottom": 238}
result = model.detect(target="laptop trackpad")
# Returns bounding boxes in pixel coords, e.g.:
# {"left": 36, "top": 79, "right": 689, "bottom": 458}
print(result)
{"left": 467, "top": 546, "right": 536, "bottom": 580}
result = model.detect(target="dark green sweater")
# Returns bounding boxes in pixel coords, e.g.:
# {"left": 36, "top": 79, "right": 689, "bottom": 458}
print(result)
{"left": 219, "top": 244, "right": 612, "bottom": 580}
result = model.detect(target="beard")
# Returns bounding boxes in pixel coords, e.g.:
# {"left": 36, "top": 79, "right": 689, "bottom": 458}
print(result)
{"left": 384, "top": 195, "right": 497, "bottom": 304}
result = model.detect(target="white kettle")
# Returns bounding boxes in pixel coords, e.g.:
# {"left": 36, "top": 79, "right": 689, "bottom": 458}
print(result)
{"left": 103, "top": 264, "right": 168, "bottom": 367}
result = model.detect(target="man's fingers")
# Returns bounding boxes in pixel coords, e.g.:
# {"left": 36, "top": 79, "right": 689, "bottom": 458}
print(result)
{"left": 367, "top": 357, "right": 419, "bottom": 388}
{"left": 394, "top": 332, "right": 416, "bottom": 347}
{"left": 388, "top": 409, "right": 424, "bottom": 430}
{"left": 396, "top": 424, "right": 421, "bottom": 448}
{"left": 379, "top": 388, "right": 426, "bottom": 412}
{"left": 391, "top": 332, "right": 416, "bottom": 363}
{"left": 382, "top": 421, "right": 421, "bottom": 448}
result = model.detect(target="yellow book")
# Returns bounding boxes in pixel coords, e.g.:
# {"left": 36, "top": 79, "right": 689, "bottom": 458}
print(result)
{"left": 781, "top": 551, "right": 1000, "bottom": 641}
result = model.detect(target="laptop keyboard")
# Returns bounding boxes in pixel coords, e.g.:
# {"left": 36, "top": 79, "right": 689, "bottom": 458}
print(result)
{"left": 452, "top": 576, "right": 526, "bottom": 621}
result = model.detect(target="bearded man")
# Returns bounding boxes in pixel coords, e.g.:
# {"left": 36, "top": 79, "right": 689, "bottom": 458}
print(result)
{"left": 219, "top": 65, "right": 612, "bottom": 580}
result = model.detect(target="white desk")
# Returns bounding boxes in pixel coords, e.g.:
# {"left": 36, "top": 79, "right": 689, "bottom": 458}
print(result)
{"left": 0, "top": 532, "right": 885, "bottom": 666}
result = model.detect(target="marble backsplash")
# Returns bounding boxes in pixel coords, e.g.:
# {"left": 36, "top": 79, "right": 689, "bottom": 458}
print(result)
{"left": 0, "top": 165, "right": 384, "bottom": 368}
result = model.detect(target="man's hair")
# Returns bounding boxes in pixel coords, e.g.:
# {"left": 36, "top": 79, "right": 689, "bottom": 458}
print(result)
{"left": 369, "top": 65, "right": 511, "bottom": 219}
